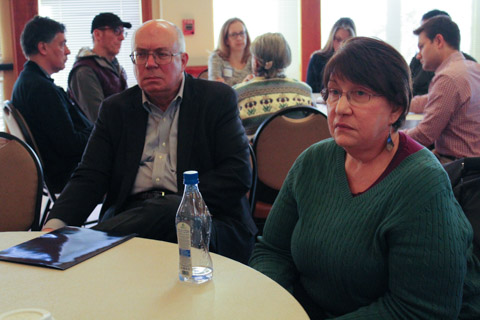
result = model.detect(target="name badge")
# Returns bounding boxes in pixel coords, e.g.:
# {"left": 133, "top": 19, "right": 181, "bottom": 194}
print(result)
{"left": 223, "top": 67, "right": 233, "bottom": 78}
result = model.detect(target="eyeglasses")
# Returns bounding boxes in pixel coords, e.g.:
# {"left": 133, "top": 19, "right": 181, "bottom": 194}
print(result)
{"left": 228, "top": 31, "right": 246, "bottom": 39}
{"left": 130, "top": 50, "right": 182, "bottom": 65}
{"left": 324, "top": 88, "right": 382, "bottom": 105}
{"left": 98, "top": 26, "right": 127, "bottom": 37}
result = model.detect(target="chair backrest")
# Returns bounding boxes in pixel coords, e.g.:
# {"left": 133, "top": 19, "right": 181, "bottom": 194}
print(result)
{"left": 3, "top": 101, "right": 42, "bottom": 161}
{"left": 248, "top": 143, "right": 257, "bottom": 215}
{"left": 0, "top": 132, "right": 43, "bottom": 231}
{"left": 2, "top": 100, "right": 57, "bottom": 213}
{"left": 197, "top": 68, "right": 208, "bottom": 80}
{"left": 252, "top": 106, "right": 330, "bottom": 190}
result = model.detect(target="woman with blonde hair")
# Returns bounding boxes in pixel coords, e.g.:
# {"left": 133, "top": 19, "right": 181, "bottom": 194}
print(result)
{"left": 306, "top": 17, "right": 356, "bottom": 92}
{"left": 208, "top": 17, "right": 252, "bottom": 86}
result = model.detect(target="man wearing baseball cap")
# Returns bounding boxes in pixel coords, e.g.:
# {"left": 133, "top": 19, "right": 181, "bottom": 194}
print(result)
{"left": 68, "top": 12, "right": 132, "bottom": 122}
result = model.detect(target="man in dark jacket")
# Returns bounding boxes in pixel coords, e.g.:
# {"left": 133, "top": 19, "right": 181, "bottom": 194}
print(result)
{"left": 44, "top": 20, "right": 257, "bottom": 263}
{"left": 11, "top": 16, "right": 92, "bottom": 193}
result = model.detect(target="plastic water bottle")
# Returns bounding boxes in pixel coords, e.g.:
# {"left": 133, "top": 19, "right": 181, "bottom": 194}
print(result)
{"left": 176, "top": 170, "right": 213, "bottom": 284}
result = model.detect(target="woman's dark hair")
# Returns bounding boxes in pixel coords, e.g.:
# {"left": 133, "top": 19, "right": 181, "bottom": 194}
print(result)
{"left": 422, "top": 9, "right": 450, "bottom": 21}
{"left": 414, "top": 16, "right": 460, "bottom": 51}
{"left": 21, "top": 16, "right": 66, "bottom": 57}
{"left": 321, "top": 37, "right": 412, "bottom": 130}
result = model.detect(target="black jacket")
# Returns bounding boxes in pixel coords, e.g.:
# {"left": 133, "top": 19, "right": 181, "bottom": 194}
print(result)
{"left": 48, "top": 74, "right": 256, "bottom": 251}
{"left": 11, "top": 61, "right": 92, "bottom": 193}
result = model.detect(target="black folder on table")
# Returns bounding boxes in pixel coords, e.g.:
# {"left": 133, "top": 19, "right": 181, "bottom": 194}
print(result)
{"left": 0, "top": 226, "right": 135, "bottom": 270}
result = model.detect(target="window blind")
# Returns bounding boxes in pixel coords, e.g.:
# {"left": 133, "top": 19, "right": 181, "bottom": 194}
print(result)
{"left": 39, "top": 0, "right": 141, "bottom": 90}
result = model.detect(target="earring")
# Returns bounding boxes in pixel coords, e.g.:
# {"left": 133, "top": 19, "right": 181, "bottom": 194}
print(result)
{"left": 386, "top": 126, "right": 394, "bottom": 151}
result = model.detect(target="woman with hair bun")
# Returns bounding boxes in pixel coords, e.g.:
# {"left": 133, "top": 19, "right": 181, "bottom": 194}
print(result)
{"left": 234, "top": 32, "right": 313, "bottom": 135}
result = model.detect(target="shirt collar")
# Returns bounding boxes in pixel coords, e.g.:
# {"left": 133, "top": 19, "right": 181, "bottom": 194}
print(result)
{"left": 142, "top": 73, "right": 185, "bottom": 115}
{"left": 435, "top": 51, "right": 463, "bottom": 74}
{"left": 29, "top": 60, "right": 54, "bottom": 81}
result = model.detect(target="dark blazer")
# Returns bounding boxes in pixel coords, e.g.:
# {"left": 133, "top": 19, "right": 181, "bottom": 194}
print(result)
{"left": 11, "top": 61, "right": 93, "bottom": 193}
{"left": 48, "top": 73, "right": 257, "bottom": 236}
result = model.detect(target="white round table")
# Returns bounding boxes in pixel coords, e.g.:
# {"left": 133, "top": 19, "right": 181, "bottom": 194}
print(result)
{"left": 0, "top": 232, "right": 308, "bottom": 319}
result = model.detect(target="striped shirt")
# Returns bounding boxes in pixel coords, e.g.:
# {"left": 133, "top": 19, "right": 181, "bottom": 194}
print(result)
{"left": 405, "top": 52, "right": 480, "bottom": 158}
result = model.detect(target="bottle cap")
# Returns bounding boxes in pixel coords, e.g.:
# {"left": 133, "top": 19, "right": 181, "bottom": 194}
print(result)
{"left": 183, "top": 170, "right": 199, "bottom": 184}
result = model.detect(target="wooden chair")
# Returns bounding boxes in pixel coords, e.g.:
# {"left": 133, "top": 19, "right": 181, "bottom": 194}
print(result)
{"left": 0, "top": 132, "right": 43, "bottom": 231}
{"left": 197, "top": 68, "right": 208, "bottom": 80}
{"left": 248, "top": 143, "right": 257, "bottom": 216}
{"left": 3, "top": 100, "right": 57, "bottom": 227}
{"left": 251, "top": 106, "right": 331, "bottom": 234}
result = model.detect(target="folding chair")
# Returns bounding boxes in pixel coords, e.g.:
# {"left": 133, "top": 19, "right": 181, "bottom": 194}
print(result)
{"left": 0, "top": 132, "right": 43, "bottom": 231}
{"left": 251, "top": 106, "right": 331, "bottom": 234}
{"left": 197, "top": 68, "right": 208, "bottom": 80}
{"left": 3, "top": 100, "right": 57, "bottom": 227}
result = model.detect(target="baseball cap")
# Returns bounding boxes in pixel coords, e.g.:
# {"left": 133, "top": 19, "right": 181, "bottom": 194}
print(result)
{"left": 91, "top": 13, "right": 132, "bottom": 33}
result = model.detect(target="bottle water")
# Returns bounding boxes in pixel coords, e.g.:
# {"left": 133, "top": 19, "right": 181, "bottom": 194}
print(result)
{"left": 176, "top": 170, "right": 213, "bottom": 284}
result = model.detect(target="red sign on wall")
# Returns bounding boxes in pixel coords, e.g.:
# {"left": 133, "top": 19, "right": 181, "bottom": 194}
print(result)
{"left": 183, "top": 19, "right": 195, "bottom": 35}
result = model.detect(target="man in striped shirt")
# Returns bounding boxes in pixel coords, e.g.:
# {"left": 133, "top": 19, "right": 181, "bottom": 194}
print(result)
{"left": 404, "top": 16, "right": 480, "bottom": 163}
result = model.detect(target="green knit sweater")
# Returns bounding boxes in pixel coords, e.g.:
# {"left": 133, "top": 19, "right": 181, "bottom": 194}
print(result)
{"left": 249, "top": 139, "right": 480, "bottom": 319}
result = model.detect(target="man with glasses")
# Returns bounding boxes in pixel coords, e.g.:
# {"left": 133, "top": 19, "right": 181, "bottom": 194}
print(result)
{"left": 68, "top": 12, "right": 131, "bottom": 122}
{"left": 44, "top": 20, "right": 257, "bottom": 264}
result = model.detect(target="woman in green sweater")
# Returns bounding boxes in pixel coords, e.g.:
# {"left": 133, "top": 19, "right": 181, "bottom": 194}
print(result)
{"left": 249, "top": 37, "right": 480, "bottom": 319}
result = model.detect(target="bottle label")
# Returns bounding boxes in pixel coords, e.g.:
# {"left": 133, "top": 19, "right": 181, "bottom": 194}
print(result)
{"left": 177, "top": 222, "right": 192, "bottom": 278}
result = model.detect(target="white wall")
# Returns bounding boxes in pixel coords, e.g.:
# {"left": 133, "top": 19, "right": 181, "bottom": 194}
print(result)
{"left": 212, "top": 0, "right": 301, "bottom": 80}
{"left": 321, "top": 0, "right": 475, "bottom": 63}
{"left": 158, "top": 0, "right": 214, "bottom": 66}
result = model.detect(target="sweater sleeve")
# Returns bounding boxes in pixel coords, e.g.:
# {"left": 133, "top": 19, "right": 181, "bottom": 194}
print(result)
{"left": 333, "top": 189, "right": 470, "bottom": 319}
{"left": 249, "top": 158, "right": 301, "bottom": 292}
{"left": 208, "top": 52, "right": 224, "bottom": 81}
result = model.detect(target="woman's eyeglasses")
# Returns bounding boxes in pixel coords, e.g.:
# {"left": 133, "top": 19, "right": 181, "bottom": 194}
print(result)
{"left": 228, "top": 31, "right": 246, "bottom": 39}
{"left": 324, "top": 88, "right": 382, "bottom": 105}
